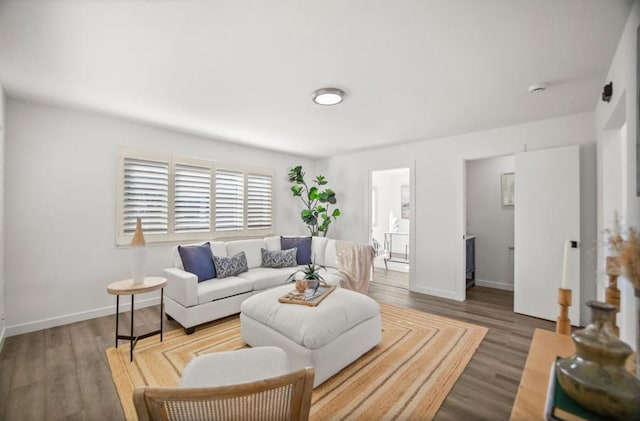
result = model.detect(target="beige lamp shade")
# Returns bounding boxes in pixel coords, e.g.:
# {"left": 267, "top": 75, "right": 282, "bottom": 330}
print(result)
{"left": 131, "top": 217, "right": 146, "bottom": 246}
{"left": 130, "top": 217, "right": 147, "bottom": 284}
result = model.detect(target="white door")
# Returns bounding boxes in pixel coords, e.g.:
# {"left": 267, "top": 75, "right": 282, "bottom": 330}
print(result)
{"left": 514, "top": 145, "right": 580, "bottom": 323}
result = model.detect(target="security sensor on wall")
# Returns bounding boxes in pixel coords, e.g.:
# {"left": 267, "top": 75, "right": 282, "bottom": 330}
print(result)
{"left": 528, "top": 83, "right": 547, "bottom": 94}
{"left": 601, "top": 82, "right": 613, "bottom": 102}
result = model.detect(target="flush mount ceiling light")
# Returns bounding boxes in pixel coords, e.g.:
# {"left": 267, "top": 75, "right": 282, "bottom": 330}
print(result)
{"left": 311, "top": 88, "right": 345, "bottom": 105}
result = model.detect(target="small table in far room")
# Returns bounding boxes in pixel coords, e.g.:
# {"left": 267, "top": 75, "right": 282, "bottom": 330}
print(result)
{"left": 107, "top": 276, "right": 167, "bottom": 362}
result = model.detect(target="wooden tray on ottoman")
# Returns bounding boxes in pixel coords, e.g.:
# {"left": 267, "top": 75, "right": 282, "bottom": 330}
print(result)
{"left": 278, "top": 286, "right": 336, "bottom": 307}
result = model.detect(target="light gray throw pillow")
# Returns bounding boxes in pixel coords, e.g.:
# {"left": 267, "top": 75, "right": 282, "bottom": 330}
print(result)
{"left": 212, "top": 252, "right": 249, "bottom": 278}
{"left": 261, "top": 247, "right": 297, "bottom": 268}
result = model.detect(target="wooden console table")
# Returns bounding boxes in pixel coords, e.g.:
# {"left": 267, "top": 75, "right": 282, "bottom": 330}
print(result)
{"left": 511, "top": 328, "right": 638, "bottom": 420}
{"left": 510, "top": 328, "right": 574, "bottom": 420}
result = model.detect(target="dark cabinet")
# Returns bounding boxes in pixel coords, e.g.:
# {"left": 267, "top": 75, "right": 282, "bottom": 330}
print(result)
{"left": 465, "top": 236, "right": 476, "bottom": 288}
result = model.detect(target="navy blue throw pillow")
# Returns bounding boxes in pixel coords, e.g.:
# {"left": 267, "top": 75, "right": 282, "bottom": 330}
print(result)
{"left": 178, "top": 242, "right": 216, "bottom": 282}
{"left": 280, "top": 236, "right": 312, "bottom": 265}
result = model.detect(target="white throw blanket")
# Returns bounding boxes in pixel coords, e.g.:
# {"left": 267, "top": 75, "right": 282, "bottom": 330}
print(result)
{"left": 336, "top": 240, "right": 375, "bottom": 294}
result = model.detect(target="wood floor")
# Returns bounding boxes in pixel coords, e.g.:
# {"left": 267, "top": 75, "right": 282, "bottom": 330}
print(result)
{"left": 0, "top": 269, "right": 554, "bottom": 420}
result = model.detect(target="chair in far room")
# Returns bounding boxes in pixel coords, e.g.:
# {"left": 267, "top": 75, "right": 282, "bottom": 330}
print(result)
{"left": 372, "top": 237, "right": 388, "bottom": 269}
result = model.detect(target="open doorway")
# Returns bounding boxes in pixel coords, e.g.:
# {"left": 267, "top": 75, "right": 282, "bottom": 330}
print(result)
{"left": 465, "top": 155, "right": 515, "bottom": 301}
{"left": 370, "top": 167, "right": 410, "bottom": 289}
{"left": 465, "top": 146, "right": 583, "bottom": 323}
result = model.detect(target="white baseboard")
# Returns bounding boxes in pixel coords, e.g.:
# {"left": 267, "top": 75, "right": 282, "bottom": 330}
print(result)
{"left": 410, "top": 285, "right": 461, "bottom": 301}
{"left": 5, "top": 296, "right": 161, "bottom": 337}
{"left": 475, "top": 279, "right": 514, "bottom": 291}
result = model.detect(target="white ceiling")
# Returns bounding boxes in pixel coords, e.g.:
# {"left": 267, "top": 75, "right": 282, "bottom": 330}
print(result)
{"left": 0, "top": 0, "right": 633, "bottom": 158}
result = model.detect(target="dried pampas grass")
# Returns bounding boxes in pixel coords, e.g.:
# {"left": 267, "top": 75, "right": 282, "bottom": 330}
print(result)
{"left": 621, "top": 227, "right": 640, "bottom": 290}
{"left": 606, "top": 210, "right": 625, "bottom": 255}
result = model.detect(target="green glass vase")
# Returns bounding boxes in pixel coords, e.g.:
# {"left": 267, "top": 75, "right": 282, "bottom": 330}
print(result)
{"left": 555, "top": 301, "right": 640, "bottom": 419}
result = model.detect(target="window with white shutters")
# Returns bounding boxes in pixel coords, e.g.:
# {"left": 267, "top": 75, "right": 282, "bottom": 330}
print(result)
{"left": 247, "top": 174, "right": 272, "bottom": 230}
{"left": 174, "top": 163, "right": 211, "bottom": 233}
{"left": 117, "top": 148, "right": 273, "bottom": 244}
{"left": 214, "top": 168, "right": 244, "bottom": 232}
{"left": 122, "top": 157, "right": 169, "bottom": 235}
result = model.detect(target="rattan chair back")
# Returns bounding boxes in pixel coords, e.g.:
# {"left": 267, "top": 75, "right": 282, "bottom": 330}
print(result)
{"left": 133, "top": 367, "right": 314, "bottom": 421}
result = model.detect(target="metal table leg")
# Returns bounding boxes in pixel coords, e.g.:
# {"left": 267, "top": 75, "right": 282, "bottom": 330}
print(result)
{"left": 115, "top": 295, "right": 119, "bottom": 348}
{"left": 130, "top": 294, "right": 135, "bottom": 361}
{"left": 113, "top": 289, "right": 164, "bottom": 362}
{"left": 160, "top": 288, "right": 164, "bottom": 342}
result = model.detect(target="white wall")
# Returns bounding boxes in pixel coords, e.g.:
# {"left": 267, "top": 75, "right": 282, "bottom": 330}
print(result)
{"left": 318, "top": 112, "right": 597, "bottom": 310}
{"left": 466, "top": 155, "right": 514, "bottom": 289}
{"left": 595, "top": 0, "right": 639, "bottom": 350}
{"left": 4, "top": 98, "right": 315, "bottom": 335}
{"left": 0, "top": 82, "right": 5, "bottom": 347}
{"left": 371, "top": 168, "right": 410, "bottom": 254}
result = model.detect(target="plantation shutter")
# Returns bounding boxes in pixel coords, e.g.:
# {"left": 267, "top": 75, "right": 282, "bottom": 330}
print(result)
{"left": 215, "top": 168, "right": 244, "bottom": 231}
{"left": 123, "top": 158, "right": 169, "bottom": 234}
{"left": 174, "top": 163, "right": 211, "bottom": 233}
{"left": 247, "top": 173, "right": 272, "bottom": 230}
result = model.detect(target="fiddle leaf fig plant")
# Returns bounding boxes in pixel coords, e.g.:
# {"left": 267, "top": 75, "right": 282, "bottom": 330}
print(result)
{"left": 288, "top": 165, "right": 341, "bottom": 237}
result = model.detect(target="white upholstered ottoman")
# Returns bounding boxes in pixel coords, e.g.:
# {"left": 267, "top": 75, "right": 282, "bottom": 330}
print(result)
{"left": 240, "top": 284, "right": 382, "bottom": 387}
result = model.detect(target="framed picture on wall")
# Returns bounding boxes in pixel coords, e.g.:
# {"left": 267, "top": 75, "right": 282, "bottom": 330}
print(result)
{"left": 401, "top": 185, "right": 410, "bottom": 219}
{"left": 501, "top": 172, "right": 515, "bottom": 206}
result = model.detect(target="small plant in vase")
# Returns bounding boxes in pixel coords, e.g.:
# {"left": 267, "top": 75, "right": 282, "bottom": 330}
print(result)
{"left": 287, "top": 264, "right": 327, "bottom": 295}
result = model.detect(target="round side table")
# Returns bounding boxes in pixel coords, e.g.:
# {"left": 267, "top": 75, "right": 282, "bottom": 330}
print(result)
{"left": 107, "top": 276, "right": 167, "bottom": 361}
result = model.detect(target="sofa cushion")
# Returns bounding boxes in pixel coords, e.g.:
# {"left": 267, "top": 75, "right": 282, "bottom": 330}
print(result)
{"left": 264, "top": 236, "right": 281, "bottom": 251}
{"left": 213, "top": 252, "right": 249, "bottom": 278}
{"left": 226, "top": 239, "right": 266, "bottom": 269}
{"left": 238, "top": 267, "right": 297, "bottom": 290}
{"left": 261, "top": 248, "right": 297, "bottom": 268}
{"left": 197, "top": 276, "right": 253, "bottom": 304}
{"left": 210, "top": 241, "right": 228, "bottom": 258}
{"left": 319, "top": 266, "right": 342, "bottom": 287}
{"left": 281, "top": 236, "right": 312, "bottom": 265}
{"left": 177, "top": 243, "right": 216, "bottom": 282}
{"left": 311, "top": 236, "right": 328, "bottom": 266}
{"left": 324, "top": 239, "right": 340, "bottom": 268}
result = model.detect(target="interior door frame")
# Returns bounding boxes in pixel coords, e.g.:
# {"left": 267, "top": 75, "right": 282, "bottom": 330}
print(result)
{"left": 461, "top": 153, "right": 515, "bottom": 301}
{"left": 366, "top": 162, "right": 416, "bottom": 290}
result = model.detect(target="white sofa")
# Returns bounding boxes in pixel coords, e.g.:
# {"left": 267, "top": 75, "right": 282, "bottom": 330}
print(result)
{"left": 164, "top": 236, "right": 345, "bottom": 334}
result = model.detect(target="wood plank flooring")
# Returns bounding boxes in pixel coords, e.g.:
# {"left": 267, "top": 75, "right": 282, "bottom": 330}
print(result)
{"left": 0, "top": 269, "right": 554, "bottom": 420}
{"left": 371, "top": 265, "right": 409, "bottom": 289}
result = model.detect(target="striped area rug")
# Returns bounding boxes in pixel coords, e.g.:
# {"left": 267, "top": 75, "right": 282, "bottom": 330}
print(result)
{"left": 106, "top": 302, "right": 487, "bottom": 420}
